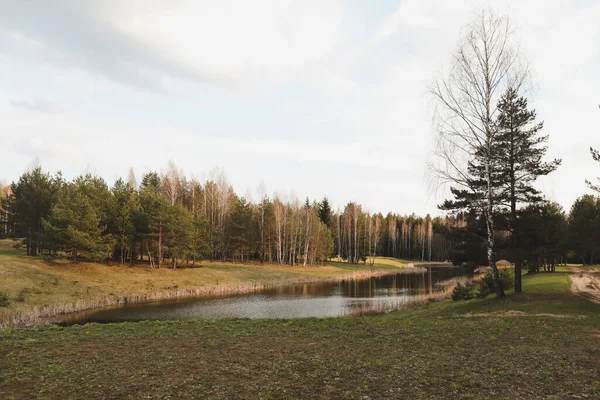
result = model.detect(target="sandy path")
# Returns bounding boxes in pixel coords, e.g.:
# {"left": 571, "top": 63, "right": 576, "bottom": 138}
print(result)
{"left": 570, "top": 267, "right": 600, "bottom": 304}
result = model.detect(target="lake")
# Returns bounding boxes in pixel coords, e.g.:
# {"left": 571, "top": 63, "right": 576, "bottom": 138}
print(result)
{"left": 56, "top": 264, "right": 460, "bottom": 325}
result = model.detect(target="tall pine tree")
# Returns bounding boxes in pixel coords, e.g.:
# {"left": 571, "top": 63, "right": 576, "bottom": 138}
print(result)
{"left": 318, "top": 197, "right": 332, "bottom": 227}
{"left": 494, "top": 87, "right": 561, "bottom": 291}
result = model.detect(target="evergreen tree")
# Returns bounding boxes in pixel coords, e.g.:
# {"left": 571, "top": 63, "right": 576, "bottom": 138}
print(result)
{"left": 229, "top": 197, "right": 257, "bottom": 262}
{"left": 319, "top": 222, "right": 335, "bottom": 261}
{"left": 494, "top": 87, "right": 561, "bottom": 291}
{"left": 75, "top": 174, "right": 112, "bottom": 229}
{"left": 518, "top": 202, "right": 567, "bottom": 272}
{"left": 318, "top": 196, "right": 332, "bottom": 226}
{"left": 164, "top": 203, "right": 194, "bottom": 268}
{"left": 189, "top": 213, "right": 210, "bottom": 265}
{"left": 139, "top": 172, "right": 169, "bottom": 268}
{"left": 108, "top": 179, "right": 139, "bottom": 264}
{"left": 6, "top": 167, "right": 62, "bottom": 255}
{"left": 438, "top": 150, "right": 504, "bottom": 288}
{"left": 568, "top": 195, "right": 600, "bottom": 264}
{"left": 42, "top": 183, "right": 112, "bottom": 262}
{"left": 446, "top": 212, "right": 488, "bottom": 273}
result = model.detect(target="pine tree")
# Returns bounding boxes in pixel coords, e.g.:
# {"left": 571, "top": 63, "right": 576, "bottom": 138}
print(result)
{"left": 164, "top": 203, "right": 194, "bottom": 268}
{"left": 494, "top": 87, "right": 561, "bottom": 291}
{"left": 108, "top": 179, "right": 139, "bottom": 264}
{"left": 318, "top": 197, "right": 332, "bottom": 227}
{"left": 139, "top": 173, "right": 169, "bottom": 268}
{"left": 518, "top": 202, "right": 567, "bottom": 272}
{"left": 42, "top": 184, "right": 112, "bottom": 262}
{"left": 229, "top": 197, "right": 257, "bottom": 262}
{"left": 6, "top": 167, "right": 62, "bottom": 255}
{"left": 568, "top": 195, "right": 600, "bottom": 264}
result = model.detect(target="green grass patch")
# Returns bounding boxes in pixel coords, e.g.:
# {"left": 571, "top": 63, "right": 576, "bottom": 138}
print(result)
{"left": 1, "top": 293, "right": 599, "bottom": 399}
{"left": 2, "top": 240, "right": 599, "bottom": 399}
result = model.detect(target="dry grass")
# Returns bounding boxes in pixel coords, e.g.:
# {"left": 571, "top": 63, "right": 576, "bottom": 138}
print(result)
{"left": 345, "top": 276, "right": 470, "bottom": 317}
{"left": 0, "top": 240, "right": 417, "bottom": 328}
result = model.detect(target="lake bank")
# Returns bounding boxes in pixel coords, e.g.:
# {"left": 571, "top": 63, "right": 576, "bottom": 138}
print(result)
{"left": 52, "top": 266, "right": 464, "bottom": 325}
{"left": 0, "top": 240, "right": 449, "bottom": 328}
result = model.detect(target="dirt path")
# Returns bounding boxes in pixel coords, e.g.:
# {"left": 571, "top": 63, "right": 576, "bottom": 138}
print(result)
{"left": 570, "top": 267, "right": 600, "bottom": 304}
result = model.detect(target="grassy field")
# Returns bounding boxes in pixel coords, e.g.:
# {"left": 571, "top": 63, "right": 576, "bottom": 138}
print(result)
{"left": 0, "top": 240, "right": 414, "bottom": 327}
{"left": 1, "top": 260, "right": 599, "bottom": 399}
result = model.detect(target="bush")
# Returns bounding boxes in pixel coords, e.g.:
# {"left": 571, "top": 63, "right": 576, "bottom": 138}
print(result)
{"left": 451, "top": 281, "right": 475, "bottom": 301}
{"left": 0, "top": 291, "right": 9, "bottom": 307}
{"left": 459, "top": 261, "right": 479, "bottom": 277}
{"left": 477, "top": 269, "right": 514, "bottom": 299}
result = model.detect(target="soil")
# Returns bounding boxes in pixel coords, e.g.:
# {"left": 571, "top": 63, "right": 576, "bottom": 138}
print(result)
{"left": 570, "top": 267, "right": 600, "bottom": 304}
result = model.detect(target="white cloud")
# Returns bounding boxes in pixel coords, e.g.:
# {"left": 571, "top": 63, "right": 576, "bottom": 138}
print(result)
{"left": 9, "top": 97, "right": 63, "bottom": 114}
{"left": 0, "top": 0, "right": 599, "bottom": 216}
{"left": 0, "top": 1, "right": 347, "bottom": 92}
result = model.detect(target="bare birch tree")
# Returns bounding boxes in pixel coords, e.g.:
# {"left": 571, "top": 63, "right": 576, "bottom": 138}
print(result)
{"left": 431, "top": 8, "right": 526, "bottom": 298}
{"left": 336, "top": 210, "right": 342, "bottom": 262}
{"left": 257, "top": 181, "right": 267, "bottom": 263}
{"left": 427, "top": 218, "right": 433, "bottom": 261}
{"left": 127, "top": 167, "right": 137, "bottom": 190}
{"left": 302, "top": 199, "right": 312, "bottom": 267}
{"left": 162, "top": 161, "right": 182, "bottom": 206}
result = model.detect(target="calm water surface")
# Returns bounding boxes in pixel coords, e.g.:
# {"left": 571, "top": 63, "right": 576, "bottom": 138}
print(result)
{"left": 57, "top": 265, "right": 460, "bottom": 325}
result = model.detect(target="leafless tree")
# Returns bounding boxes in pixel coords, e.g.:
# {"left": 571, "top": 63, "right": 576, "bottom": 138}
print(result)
{"left": 127, "top": 167, "right": 137, "bottom": 189}
{"left": 427, "top": 218, "right": 433, "bottom": 261}
{"left": 257, "top": 181, "right": 267, "bottom": 263}
{"left": 162, "top": 161, "right": 182, "bottom": 206}
{"left": 0, "top": 182, "right": 10, "bottom": 237}
{"left": 431, "top": 8, "right": 526, "bottom": 298}
{"left": 302, "top": 201, "right": 312, "bottom": 267}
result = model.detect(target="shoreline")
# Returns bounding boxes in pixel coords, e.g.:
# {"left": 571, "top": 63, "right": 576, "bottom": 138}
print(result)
{"left": 2, "top": 263, "right": 451, "bottom": 329}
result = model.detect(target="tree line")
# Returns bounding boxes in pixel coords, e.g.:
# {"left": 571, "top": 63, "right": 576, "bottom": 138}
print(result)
{"left": 0, "top": 163, "right": 458, "bottom": 267}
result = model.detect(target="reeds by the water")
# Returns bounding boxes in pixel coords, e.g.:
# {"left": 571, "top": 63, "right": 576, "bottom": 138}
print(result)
{"left": 1, "top": 267, "right": 429, "bottom": 329}
{"left": 345, "top": 276, "right": 471, "bottom": 317}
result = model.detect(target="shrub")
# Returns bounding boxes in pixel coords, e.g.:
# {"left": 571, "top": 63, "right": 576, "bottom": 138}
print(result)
{"left": 477, "top": 269, "right": 514, "bottom": 299}
{"left": 459, "top": 261, "right": 479, "bottom": 277}
{"left": 0, "top": 291, "right": 9, "bottom": 307}
{"left": 451, "top": 281, "right": 475, "bottom": 301}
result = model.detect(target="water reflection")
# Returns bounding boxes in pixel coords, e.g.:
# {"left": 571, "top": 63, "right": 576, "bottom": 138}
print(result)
{"left": 57, "top": 265, "right": 459, "bottom": 325}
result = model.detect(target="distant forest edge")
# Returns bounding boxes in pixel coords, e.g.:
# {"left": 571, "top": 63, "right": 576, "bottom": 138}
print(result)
{"left": 0, "top": 162, "right": 598, "bottom": 269}
{"left": 0, "top": 164, "right": 455, "bottom": 267}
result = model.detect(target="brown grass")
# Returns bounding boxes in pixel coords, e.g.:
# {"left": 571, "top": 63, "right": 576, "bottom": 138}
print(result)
{"left": 0, "top": 240, "right": 424, "bottom": 328}
{"left": 345, "top": 276, "right": 470, "bottom": 317}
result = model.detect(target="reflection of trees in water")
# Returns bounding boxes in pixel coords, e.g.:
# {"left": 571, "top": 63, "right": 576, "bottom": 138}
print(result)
{"left": 270, "top": 267, "right": 461, "bottom": 298}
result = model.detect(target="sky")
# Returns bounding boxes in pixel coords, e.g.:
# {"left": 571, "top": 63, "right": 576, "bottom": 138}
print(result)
{"left": 0, "top": 0, "right": 599, "bottom": 216}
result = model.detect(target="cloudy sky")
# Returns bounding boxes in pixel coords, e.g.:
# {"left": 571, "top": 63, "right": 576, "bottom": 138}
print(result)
{"left": 1, "top": 0, "right": 599, "bottom": 215}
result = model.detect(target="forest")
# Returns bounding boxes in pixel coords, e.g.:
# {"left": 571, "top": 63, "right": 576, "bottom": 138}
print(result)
{"left": 0, "top": 164, "right": 457, "bottom": 267}
{"left": 1, "top": 146, "right": 599, "bottom": 275}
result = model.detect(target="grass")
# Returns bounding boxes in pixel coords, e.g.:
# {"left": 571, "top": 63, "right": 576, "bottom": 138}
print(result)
{"left": 0, "top": 240, "right": 415, "bottom": 327}
{"left": 0, "top": 269, "right": 599, "bottom": 399}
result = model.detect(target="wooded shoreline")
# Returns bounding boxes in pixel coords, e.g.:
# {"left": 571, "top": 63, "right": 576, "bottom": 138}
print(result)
{"left": 2, "top": 240, "right": 451, "bottom": 328}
